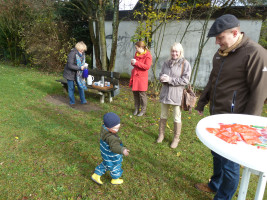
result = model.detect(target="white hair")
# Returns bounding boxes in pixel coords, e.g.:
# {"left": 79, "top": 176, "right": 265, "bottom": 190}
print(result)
{"left": 75, "top": 41, "right": 87, "bottom": 52}
{"left": 171, "top": 42, "right": 184, "bottom": 58}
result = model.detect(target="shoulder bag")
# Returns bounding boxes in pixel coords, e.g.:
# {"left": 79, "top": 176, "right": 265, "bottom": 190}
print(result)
{"left": 180, "top": 60, "right": 197, "bottom": 114}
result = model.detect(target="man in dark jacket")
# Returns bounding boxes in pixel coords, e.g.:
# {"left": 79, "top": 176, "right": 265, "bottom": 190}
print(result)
{"left": 195, "top": 14, "right": 267, "bottom": 200}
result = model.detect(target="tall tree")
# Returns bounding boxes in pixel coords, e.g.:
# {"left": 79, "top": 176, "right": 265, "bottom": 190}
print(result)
{"left": 98, "top": 0, "right": 108, "bottom": 70}
{"left": 0, "top": 0, "right": 29, "bottom": 65}
{"left": 108, "top": 0, "right": 120, "bottom": 71}
{"left": 62, "top": 0, "right": 121, "bottom": 71}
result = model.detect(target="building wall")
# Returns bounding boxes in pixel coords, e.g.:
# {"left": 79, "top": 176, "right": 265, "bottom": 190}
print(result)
{"left": 104, "top": 19, "right": 262, "bottom": 88}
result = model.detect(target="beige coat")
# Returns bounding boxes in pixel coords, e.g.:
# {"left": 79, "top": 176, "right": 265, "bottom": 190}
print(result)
{"left": 159, "top": 58, "right": 192, "bottom": 105}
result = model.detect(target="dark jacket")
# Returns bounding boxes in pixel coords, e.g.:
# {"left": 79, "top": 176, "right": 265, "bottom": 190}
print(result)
{"left": 196, "top": 34, "right": 267, "bottom": 116}
{"left": 63, "top": 48, "right": 84, "bottom": 80}
{"left": 100, "top": 126, "right": 126, "bottom": 154}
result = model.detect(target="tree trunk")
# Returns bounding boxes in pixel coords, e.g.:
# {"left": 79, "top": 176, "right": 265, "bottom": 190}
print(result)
{"left": 191, "top": 3, "right": 217, "bottom": 88}
{"left": 88, "top": 5, "right": 102, "bottom": 69}
{"left": 108, "top": 0, "right": 120, "bottom": 71}
{"left": 98, "top": 0, "right": 107, "bottom": 71}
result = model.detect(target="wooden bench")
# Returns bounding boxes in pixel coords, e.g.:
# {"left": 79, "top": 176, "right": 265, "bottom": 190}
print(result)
{"left": 56, "top": 69, "right": 120, "bottom": 103}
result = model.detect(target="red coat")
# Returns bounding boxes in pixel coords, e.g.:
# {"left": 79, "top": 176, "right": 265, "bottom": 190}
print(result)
{"left": 129, "top": 51, "right": 152, "bottom": 91}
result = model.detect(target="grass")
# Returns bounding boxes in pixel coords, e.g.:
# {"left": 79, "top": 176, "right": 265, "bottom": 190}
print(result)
{"left": 0, "top": 64, "right": 266, "bottom": 200}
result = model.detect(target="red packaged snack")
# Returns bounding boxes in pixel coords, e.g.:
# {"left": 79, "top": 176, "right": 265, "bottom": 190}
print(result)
{"left": 206, "top": 128, "right": 220, "bottom": 134}
{"left": 239, "top": 133, "right": 262, "bottom": 145}
{"left": 215, "top": 131, "right": 239, "bottom": 144}
{"left": 206, "top": 123, "right": 263, "bottom": 146}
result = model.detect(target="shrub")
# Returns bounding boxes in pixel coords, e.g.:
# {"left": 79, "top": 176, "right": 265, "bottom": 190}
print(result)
{"left": 259, "top": 20, "right": 267, "bottom": 49}
{"left": 20, "top": 5, "right": 76, "bottom": 72}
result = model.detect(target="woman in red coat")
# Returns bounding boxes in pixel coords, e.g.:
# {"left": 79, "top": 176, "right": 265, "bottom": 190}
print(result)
{"left": 129, "top": 41, "right": 152, "bottom": 116}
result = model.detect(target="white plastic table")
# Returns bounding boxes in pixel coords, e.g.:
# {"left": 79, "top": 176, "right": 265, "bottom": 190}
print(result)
{"left": 196, "top": 114, "right": 267, "bottom": 200}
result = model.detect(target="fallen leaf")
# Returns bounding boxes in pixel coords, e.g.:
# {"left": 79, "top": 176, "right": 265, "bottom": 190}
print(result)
{"left": 91, "top": 156, "right": 98, "bottom": 160}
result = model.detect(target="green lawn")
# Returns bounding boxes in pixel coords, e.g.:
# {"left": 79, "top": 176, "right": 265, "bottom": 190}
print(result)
{"left": 0, "top": 64, "right": 266, "bottom": 200}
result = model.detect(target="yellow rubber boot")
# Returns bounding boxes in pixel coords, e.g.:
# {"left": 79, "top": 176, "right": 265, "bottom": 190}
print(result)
{"left": 111, "top": 178, "right": 123, "bottom": 185}
{"left": 91, "top": 173, "right": 103, "bottom": 185}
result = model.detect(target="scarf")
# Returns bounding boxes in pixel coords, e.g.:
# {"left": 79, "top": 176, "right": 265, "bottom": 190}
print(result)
{"left": 168, "top": 58, "right": 183, "bottom": 68}
{"left": 75, "top": 53, "right": 85, "bottom": 68}
{"left": 136, "top": 50, "right": 147, "bottom": 57}
{"left": 218, "top": 33, "right": 243, "bottom": 57}
{"left": 75, "top": 52, "right": 87, "bottom": 90}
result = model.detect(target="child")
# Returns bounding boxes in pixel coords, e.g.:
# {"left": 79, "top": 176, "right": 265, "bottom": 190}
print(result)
{"left": 91, "top": 112, "right": 130, "bottom": 185}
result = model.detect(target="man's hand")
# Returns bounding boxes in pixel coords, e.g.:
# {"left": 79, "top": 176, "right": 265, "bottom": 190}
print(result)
{"left": 197, "top": 110, "right": 204, "bottom": 116}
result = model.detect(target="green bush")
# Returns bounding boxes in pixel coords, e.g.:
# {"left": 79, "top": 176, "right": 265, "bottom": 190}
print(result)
{"left": 20, "top": 5, "right": 76, "bottom": 72}
{"left": 259, "top": 20, "right": 267, "bottom": 49}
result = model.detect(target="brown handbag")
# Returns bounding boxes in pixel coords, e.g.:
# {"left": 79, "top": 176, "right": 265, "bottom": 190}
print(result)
{"left": 180, "top": 60, "right": 197, "bottom": 114}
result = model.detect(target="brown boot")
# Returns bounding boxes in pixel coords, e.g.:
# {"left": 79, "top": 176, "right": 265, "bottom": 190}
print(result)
{"left": 137, "top": 91, "right": 147, "bottom": 116}
{"left": 157, "top": 119, "right": 167, "bottom": 143}
{"left": 133, "top": 92, "right": 140, "bottom": 115}
{"left": 133, "top": 106, "right": 139, "bottom": 116}
{"left": 195, "top": 183, "right": 216, "bottom": 194}
{"left": 170, "top": 122, "right": 181, "bottom": 148}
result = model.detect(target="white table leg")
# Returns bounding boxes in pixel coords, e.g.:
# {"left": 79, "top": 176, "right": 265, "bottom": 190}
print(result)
{"left": 108, "top": 92, "right": 113, "bottom": 103}
{"left": 238, "top": 167, "right": 251, "bottom": 200}
{"left": 98, "top": 92, "right": 104, "bottom": 103}
{"left": 254, "top": 172, "right": 267, "bottom": 200}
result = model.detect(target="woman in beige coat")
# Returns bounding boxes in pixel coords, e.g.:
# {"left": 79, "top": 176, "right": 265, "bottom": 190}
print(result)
{"left": 157, "top": 42, "right": 192, "bottom": 148}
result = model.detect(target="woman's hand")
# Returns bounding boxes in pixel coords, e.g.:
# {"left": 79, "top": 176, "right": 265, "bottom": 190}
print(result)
{"left": 160, "top": 74, "right": 170, "bottom": 82}
{"left": 81, "top": 63, "right": 88, "bottom": 70}
{"left": 160, "top": 74, "right": 165, "bottom": 82}
{"left": 131, "top": 59, "right": 136, "bottom": 66}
